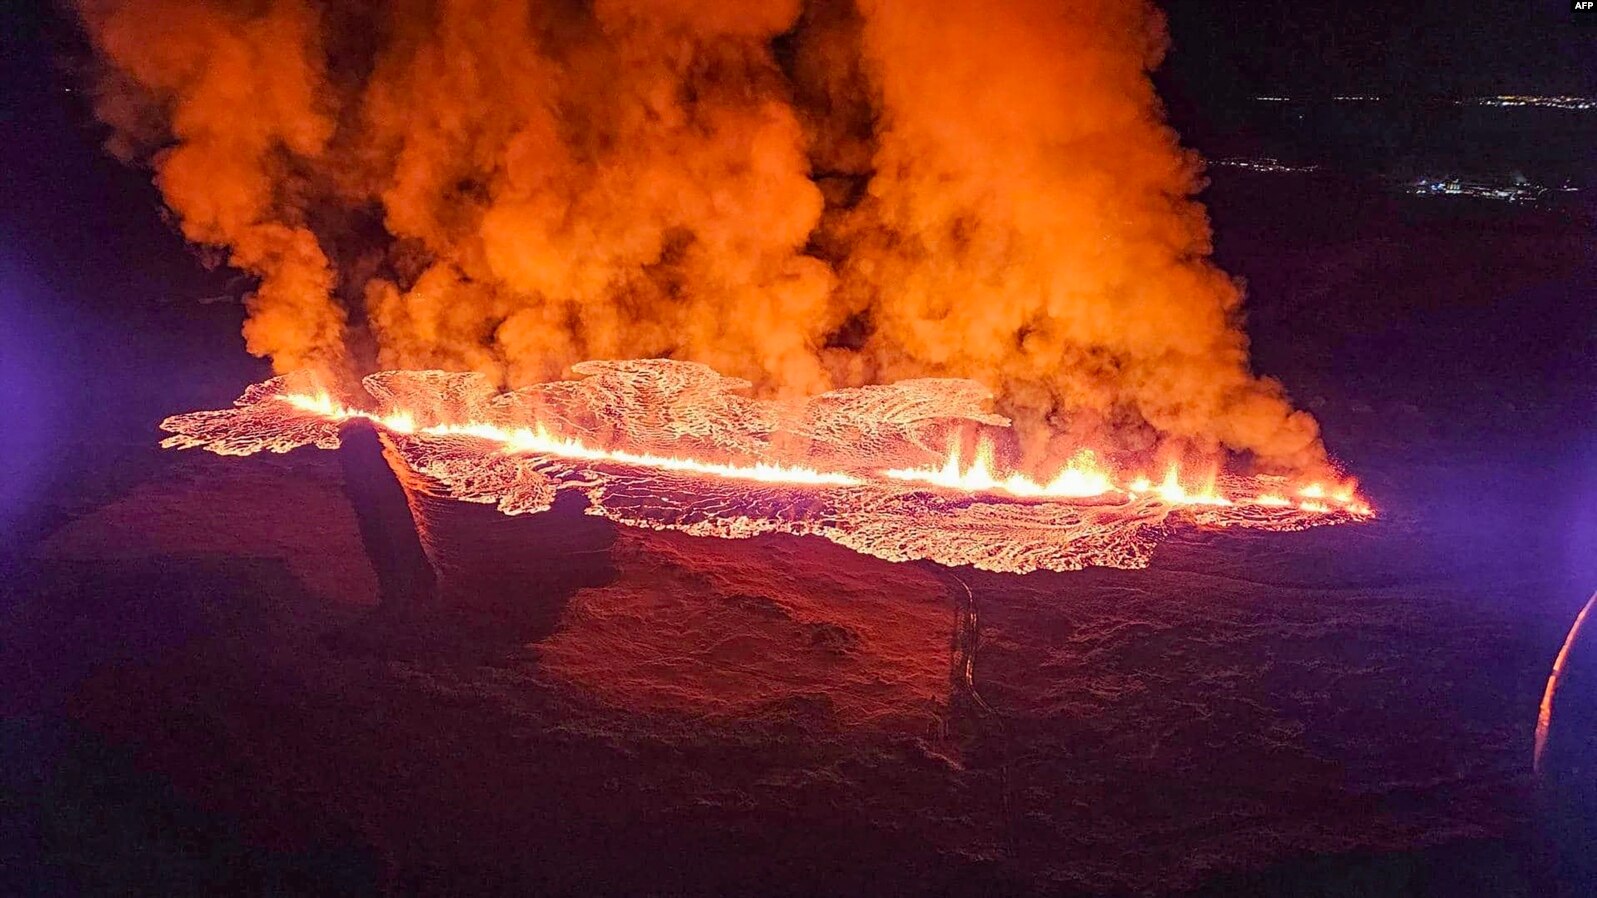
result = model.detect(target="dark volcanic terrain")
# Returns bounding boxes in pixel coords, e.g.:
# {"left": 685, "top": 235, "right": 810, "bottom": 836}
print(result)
{"left": 4, "top": 175, "right": 1594, "bottom": 895}
{"left": 2, "top": 26, "right": 1595, "bottom": 891}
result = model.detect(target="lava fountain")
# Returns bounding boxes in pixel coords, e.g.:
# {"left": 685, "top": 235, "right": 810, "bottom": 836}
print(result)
{"left": 161, "top": 359, "right": 1370, "bottom": 575}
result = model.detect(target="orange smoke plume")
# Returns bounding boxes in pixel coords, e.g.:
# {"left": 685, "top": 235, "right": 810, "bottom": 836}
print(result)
{"left": 75, "top": 0, "right": 1332, "bottom": 476}
{"left": 77, "top": 0, "right": 348, "bottom": 374}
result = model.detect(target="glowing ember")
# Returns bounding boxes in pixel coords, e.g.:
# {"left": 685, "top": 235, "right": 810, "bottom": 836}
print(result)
{"left": 161, "top": 360, "right": 1371, "bottom": 574}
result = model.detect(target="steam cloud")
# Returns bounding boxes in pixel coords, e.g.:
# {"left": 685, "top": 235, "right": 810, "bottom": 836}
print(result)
{"left": 75, "top": 0, "right": 1329, "bottom": 473}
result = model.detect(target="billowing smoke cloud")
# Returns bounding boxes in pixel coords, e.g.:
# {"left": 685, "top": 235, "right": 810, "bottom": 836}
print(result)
{"left": 75, "top": 0, "right": 1328, "bottom": 474}
{"left": 77, "top": 0, "right": 348, "bottom": 374}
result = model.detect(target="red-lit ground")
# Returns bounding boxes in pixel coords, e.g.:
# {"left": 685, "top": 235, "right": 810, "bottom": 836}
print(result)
{"left": 5, "top": 421, "right": 1583, "bottom": 895}
{"left": 4, "top": 168, "right": 1594, "bottom": 895}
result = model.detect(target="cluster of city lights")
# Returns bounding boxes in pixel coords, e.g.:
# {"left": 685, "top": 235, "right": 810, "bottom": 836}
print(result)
{"left": 1210, "top": 157, "right": 1319, "bottom": 174}
{"left": 1252, "top": 94, "right": 1597, "bottom": 111}
{"left": 1468, "top": 95, "right": 1597, "bottom": 111}
{"left": 1405, "top": 177, "right": 1582, "bottom": 204}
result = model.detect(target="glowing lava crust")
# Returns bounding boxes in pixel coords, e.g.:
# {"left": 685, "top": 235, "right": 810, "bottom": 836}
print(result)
{"left": 160, "top": 360, "right": 1370, "bottom": 574}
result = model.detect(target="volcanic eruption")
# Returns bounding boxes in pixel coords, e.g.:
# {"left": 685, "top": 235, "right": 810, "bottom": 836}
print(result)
{"left": 23, "top": 0, "right": 1597, "bottom": 893}
{"left": 80, "top": 0, "right": 1370, "bottom": 572}
{"left": 160, "top": 360, "right": 1366, "bottom": 574}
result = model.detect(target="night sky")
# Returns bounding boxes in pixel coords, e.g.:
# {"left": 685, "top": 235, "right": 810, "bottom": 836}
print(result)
{"left": 1159, "top": 0, "right": 1596, "bottom": 100}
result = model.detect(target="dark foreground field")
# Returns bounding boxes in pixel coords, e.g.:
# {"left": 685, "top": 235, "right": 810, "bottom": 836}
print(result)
{"left": 3, "top": 84, "right": 1596, "bottom": 897}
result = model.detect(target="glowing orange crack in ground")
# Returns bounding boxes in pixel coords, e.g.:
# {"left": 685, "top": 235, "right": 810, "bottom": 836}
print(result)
{"left": 284, "top": 393, "right": 864, "bottom": 487}
{"left": 282, "top": 393, "right": 1370, "bottom": 516}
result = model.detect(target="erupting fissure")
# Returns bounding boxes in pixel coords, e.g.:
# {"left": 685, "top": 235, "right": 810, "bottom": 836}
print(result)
{"left": 161, "top": 360, "right": 1369, "bottom": 575}
{"left": 283, "top": 392, "right": 868, "bottom": 488}
{"left": 283, "top": 391, "right": 1361, "bottom": 513}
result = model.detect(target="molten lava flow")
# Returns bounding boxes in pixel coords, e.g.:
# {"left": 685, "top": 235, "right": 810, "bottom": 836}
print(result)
{"left": 161, "top": 360, "right": 1371, "bottom": 574}
{"left": 883, "top": 441, "right": 1115, "bottom": 499}
{"left": 282, "top": 393, "right": 864, "bottom": 488}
